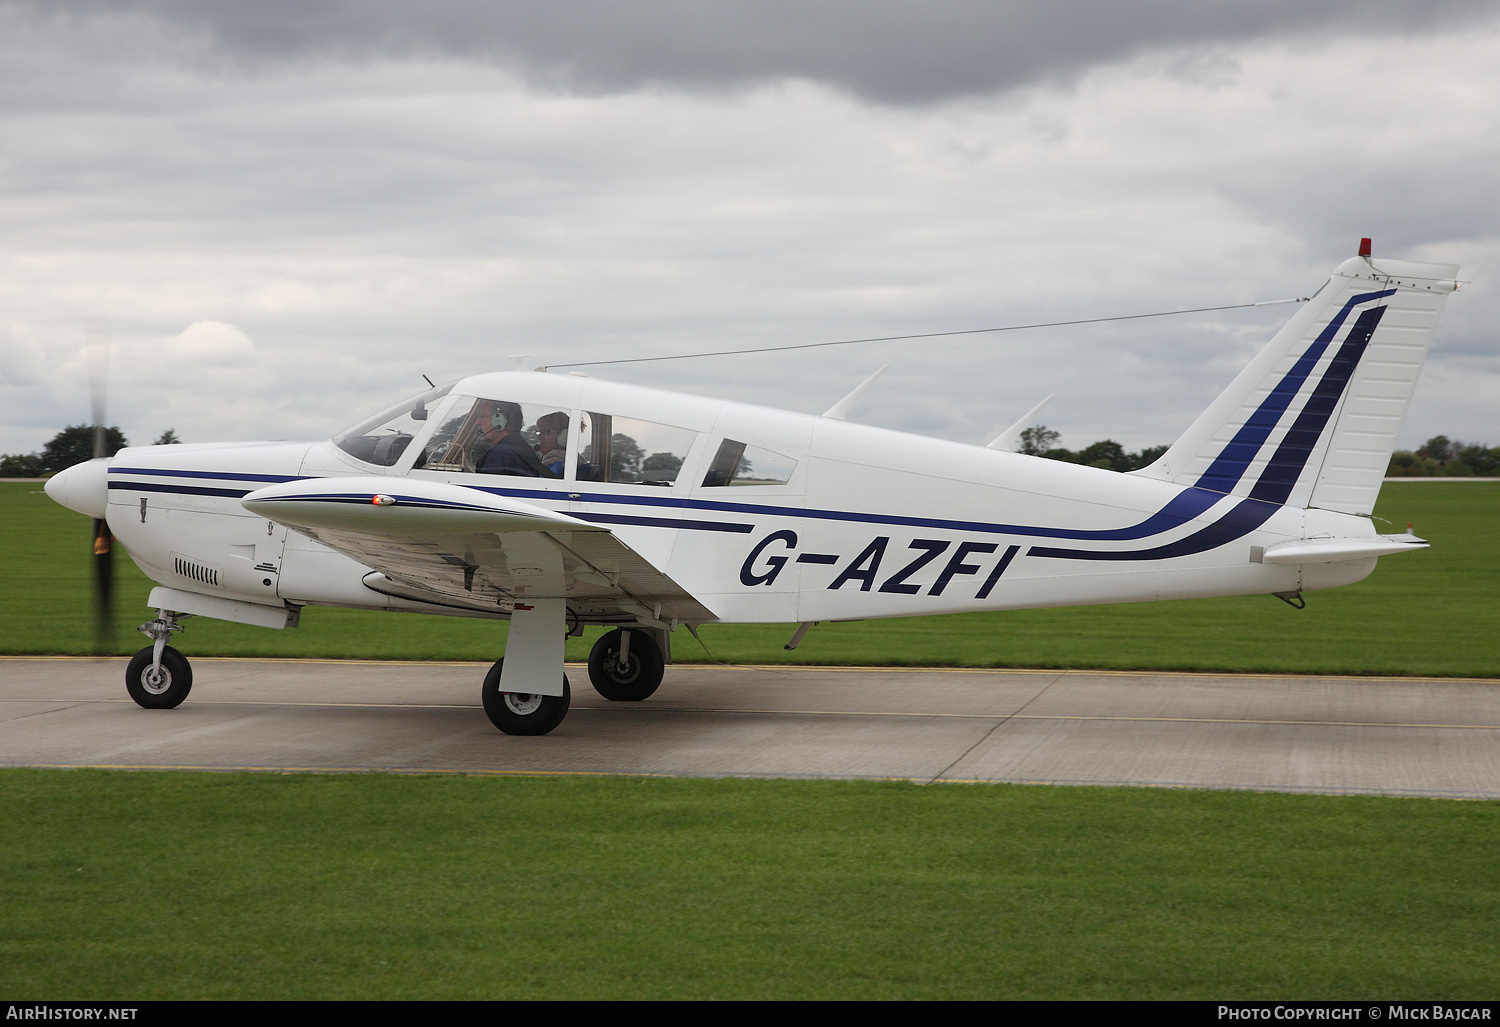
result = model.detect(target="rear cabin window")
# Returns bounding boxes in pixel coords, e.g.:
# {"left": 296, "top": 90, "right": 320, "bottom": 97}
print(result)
{"left": 578, "top": 413, "right": 696, "bottom": 486}
{"left": 701, "top": 440, "right": 797, "bottom": 487}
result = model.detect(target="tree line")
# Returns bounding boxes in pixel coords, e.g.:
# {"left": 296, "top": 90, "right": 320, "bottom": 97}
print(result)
{"left": 1017, "top": 425, "right": 1168, "bottom": 472}
{"left": 1387, "top": 436, "right": 1500, "bottom": 477}
{"left": 1022, "top": 427, "right": 1499, "bottom": 478}
{"left": 0, "top": 425, "right": 179, "bottom": 477}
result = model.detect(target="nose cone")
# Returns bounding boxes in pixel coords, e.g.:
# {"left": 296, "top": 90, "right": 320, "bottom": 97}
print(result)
{"left": 44, "top": 457, "right": 112, "bottom": 519}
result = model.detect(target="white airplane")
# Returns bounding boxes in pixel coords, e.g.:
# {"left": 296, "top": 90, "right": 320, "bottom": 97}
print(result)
{"left": 45, "top": 242, "right": 1460, "bottom": 736}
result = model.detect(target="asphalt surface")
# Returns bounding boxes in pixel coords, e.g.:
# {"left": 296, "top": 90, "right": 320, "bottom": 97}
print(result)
{"left": 3, "top": 656, "right": 1499, "bottom": 797}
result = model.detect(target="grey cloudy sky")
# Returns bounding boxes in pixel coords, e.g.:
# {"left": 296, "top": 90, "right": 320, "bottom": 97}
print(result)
{"left": 2, "top": 0, "right": 1498, "bottom": 459}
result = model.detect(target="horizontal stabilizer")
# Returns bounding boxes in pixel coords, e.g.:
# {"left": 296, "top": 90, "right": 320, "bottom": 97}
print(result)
{"left": 1255, "top": 535, "right": 1427, "bottom": 565}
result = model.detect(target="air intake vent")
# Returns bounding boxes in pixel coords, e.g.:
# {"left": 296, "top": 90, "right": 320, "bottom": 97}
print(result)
{"left": 172, "top": 553, "right": 221, "bottom": 588}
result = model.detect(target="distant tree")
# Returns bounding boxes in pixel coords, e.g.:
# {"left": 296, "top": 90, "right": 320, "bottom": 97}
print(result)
{"left": 1016, "top": 426, "right": 1167, "bottom": 472}
{"left": 609, "top": 433, "right": 643, "bottom": 480}
{"left": 0, "top": 452, "right": 45, "bottom": 477}
{"left": 1386, "top": 450, "right": 1432, "bottom": 476}
{"left": 1127, "top": 444, "right": 1169, "bottom": 470}
{"left": 1454, "top": 443, "right": 1500, "bottom": 477}
{"left": 1418, "top": 435, "right": 1455, "bottom": 465}
{"left": 1077, "top": 439, "right": 1129, "bottom": 472}
{"left": 154, "top": 428, "right": 182, "bottom": 445}
{"left": 41, "top": 425, "right": 127, "bottom": 473}
{"left": 1390, "top": 437, "right": 1500, "bottom": 477}
{"left": 1017, "top": 425, "right": 1061, "bottom": 457}
{"left": 641, "top": 451, "right": 684, "bottom": 480}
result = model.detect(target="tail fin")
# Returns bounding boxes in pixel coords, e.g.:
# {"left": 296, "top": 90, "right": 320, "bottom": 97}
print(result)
{"left": 1134, "top": 244, "right": 1459, "bottom": 516}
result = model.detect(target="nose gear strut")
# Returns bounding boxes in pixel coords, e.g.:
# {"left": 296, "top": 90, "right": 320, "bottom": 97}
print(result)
{"left": 136, "top": 609, "right": 188, "bottom": 684}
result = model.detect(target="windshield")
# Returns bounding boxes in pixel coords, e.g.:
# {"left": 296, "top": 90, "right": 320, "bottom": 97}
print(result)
{"left": 333, "top": 380, "right": 456, "bottom": 466}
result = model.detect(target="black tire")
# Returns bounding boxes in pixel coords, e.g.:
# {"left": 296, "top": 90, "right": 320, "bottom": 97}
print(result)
{"left": 587, "top": 628, "right": 664, "bottom": 702}
{"left": 125, "top": 645, "right": 193, "bottom": 709}
{"left": 482, "top": 659, "right": 571, "bottom": 736}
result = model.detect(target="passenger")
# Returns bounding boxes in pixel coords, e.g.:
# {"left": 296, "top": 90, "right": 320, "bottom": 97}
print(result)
{"left": 476, "top": 401, "right": 556, "bottom": 477}
{"left": 535, "top": 412, "right": 569, "bottom": 476}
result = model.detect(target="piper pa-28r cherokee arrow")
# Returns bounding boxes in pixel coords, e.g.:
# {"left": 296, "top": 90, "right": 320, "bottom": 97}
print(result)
{"left": 45, "top": 242, "right": 1461, "bottom": 735}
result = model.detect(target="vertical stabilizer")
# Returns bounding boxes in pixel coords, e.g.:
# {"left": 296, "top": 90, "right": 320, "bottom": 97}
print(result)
{"left": 1133, "top": 246, "right": 1459, "bottom": 516}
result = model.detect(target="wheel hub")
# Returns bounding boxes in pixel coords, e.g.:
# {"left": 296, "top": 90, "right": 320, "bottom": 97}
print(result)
{"left": 607, "top": 654, "right": 640, "bottom": 684}
{"left": 503, "top": 692, "right": 543, "bottom": 715}
{"left": 141, "top": 668, "right": 170, "bottom": 694}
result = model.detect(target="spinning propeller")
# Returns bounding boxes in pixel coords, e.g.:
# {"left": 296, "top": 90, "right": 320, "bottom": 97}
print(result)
{"left": 86, "top": 330, "right": 115, "bottom": 652}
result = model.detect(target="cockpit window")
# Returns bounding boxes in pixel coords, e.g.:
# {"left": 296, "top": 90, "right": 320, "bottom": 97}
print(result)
{"left": 701, "top": 439, "right": 797, "bottom": 487}
{"left": 578, "top": 413, "right": 695, "bottom": 486}
{"left": 416, "top": 396, "right": 566, "bottom": 478}
{"left": 333, "top": 381, "right": 455, "bottom": 467}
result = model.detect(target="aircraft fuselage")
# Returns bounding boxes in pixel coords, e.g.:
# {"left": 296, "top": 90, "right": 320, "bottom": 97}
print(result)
{"left": 95, "top": 371, "right": 1377, "bottom": 630}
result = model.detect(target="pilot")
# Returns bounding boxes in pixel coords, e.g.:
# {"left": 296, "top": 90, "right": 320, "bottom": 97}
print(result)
{"left": 476, "top": 401, "right": 557, "bottom": 478}
{"left": 535, "top": 412, "right": 569, "bottom": 476}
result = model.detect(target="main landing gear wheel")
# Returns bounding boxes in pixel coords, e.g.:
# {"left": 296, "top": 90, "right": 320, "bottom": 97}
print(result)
{"left": 125, "top": 645, "right": 193, "bottom": 709}
{"left": 482, "top": 659, "right": 571, "bottom": 736}
{"left": 587, "top": 628, "right": 664, "bottom": 702}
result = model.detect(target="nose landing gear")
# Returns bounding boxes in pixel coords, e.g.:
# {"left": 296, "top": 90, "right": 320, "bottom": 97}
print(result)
{"left": 127, "top": 609, "right": 192, "bottom": 709}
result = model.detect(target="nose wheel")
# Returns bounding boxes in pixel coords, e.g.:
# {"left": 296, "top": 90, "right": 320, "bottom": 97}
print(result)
{"left": 125, "top": 645, "right": 193, "bottom": 708}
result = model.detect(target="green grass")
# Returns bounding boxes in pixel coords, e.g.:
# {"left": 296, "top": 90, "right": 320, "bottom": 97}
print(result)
{"left": 4, "top": 480, "right": 1497, "bottom": 675}
{"left": 3, "top": 769, "right": 1498, "bottom": 1000}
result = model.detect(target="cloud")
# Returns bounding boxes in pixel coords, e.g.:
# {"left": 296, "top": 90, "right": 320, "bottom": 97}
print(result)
{"left": 7, "top": 0, "right": 1497, "bottom": 103}
{"left": 162, "top": 320, "right": 254, "bottom": 364}
{"left": 0, "top": 326, "right": 45, "bottom": 387}
{"left": 0, "top": 8, "right": 1495, "bottom": 459}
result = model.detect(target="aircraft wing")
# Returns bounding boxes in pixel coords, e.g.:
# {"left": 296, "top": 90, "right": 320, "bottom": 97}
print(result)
{"left": 241, "top": 477, "right": 718, "bottom": 625}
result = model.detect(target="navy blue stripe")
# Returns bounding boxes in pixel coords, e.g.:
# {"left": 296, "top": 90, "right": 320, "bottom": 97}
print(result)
{"left": 1195, "top": 289, "right": 1395, "bottom": 495}
{"left": 117, "top": 470, "right": 1254, "bottom": 560}
{"left": 474, "top": 485, "right": 685, "bottom": 508}
{"left": 574, "top": 512, "right": 754, "bottom": 533}
{"left": 476, "top": 482, "right": 1225, "bottom": 540}
{"left": 109, "top": 467, "right": 306, "bottom": 483}
{"left": 104, "top": 463, "right": 1214, "bottom": 542}
{"left": 110, "top": 480, "right": 252, "bottom": 499}
{"left": 1028, "top": 498, "right": 1279, "bottom": 561}
{"left": 1248, "top": 305, "right": 1386, "bottom": 506}
{"left": 242, "top": 493, "right": 503, "bottom": 514}
{"left": 112, "top": 474, "right": 1229, "bottom": 544}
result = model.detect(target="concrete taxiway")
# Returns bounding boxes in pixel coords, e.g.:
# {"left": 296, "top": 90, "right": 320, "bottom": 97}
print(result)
{"left": 2, "top": 656, "right": 1499, "bottom": 798}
